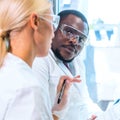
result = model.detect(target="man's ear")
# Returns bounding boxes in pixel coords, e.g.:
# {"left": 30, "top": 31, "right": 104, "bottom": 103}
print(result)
{"left": 30, "top": 13, "right": 39, "bottom": 30}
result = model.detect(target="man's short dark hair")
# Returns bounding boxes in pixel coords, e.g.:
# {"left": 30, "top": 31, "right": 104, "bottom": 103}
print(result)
{"left": 58, "top": 9, "right": 89, "bottom": 32}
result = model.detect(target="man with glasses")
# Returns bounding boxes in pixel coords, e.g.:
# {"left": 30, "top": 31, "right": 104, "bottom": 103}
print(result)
{"left": 32, "top": 10, "right": 101, "bottom": 120}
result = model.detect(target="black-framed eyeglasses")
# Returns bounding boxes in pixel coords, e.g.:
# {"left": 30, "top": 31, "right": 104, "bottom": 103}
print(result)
{"left": 39, "top": 14, "right": 60, "bottom": 31}
{"left": 59, "top": 24, "right": 88, "bottom": 45}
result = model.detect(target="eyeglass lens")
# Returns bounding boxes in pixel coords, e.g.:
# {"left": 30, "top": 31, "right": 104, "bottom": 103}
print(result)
{"left": 52, "top": 16, "right": 60, "bottom": 30}
{"left": 39, "top": 15, "right": 60, "bottom": 31}
{"left": 60, "top": 24, "right": 87, "bottom": 45}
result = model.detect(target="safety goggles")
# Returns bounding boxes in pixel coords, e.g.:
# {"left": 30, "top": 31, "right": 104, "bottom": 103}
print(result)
{"left": 39, "top": 14, "right": 60, "bottom": 31}
{"left": 59, "top": 24, "right": 88, "bottom": 45}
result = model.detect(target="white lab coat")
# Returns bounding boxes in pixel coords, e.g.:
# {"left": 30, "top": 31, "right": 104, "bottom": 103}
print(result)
{"left": 0, "top": 53, "right": 53, "bottom": 120}
{"left": 32, "top": 49, "right": 101, "bottom": 120}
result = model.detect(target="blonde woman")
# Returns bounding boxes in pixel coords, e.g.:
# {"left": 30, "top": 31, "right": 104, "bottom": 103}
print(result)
{"left": 0, "top": 0, "right": 80, "bottom": 119}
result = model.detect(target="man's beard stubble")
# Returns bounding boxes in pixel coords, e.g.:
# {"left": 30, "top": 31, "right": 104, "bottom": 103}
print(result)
{"left": 51, "top": 48, "right": 74, "bottom": 63}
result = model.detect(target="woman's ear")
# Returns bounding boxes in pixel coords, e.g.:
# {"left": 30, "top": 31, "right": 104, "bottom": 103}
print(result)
{"left": 30, "top": 13, "right": 39, "bottom": 30}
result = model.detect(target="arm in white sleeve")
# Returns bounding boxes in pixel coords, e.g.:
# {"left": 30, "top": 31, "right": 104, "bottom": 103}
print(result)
{"left": 4, "top": 87, "right": 53, "bottom": 120}
{"left": 32, "top": 57, "right": 70, "bottom": 119}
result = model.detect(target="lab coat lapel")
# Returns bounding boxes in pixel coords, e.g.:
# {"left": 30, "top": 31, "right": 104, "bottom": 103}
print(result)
{"left": 57, "top": 62, "right": 73, "bottom": 77}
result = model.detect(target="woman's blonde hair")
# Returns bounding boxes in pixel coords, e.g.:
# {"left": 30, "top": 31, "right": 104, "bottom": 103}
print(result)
{"left": 0, "top": 0, "right": 52, "bottom": 67}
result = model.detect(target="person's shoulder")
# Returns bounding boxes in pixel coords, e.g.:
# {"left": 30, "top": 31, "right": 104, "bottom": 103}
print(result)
{"left": 33, "top": 55, "right": 49, "bottom": 66}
